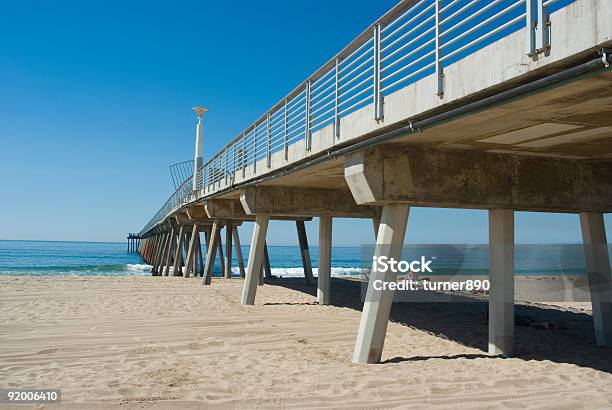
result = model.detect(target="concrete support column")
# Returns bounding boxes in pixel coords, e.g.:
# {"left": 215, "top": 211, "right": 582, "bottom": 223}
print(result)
{"left": 353, "top": 204, "right": 410, "bottom": 364}
{"left": 318, "top": 217, "right": 333, "bottom": 305}
{"left": 163, "top": 228, "right": 176, "bottom": 276}
{"left": 233, "top": 226, "right": 246, "bottom": 278}
{"left": 225, "top": 222, "right": 233, "bottom": 278}
{"left": 153, "top": 233, "right": 169, "bottom": 276}
{"left": 296, "top": 221, "right": 314, "bottom": 285}
{"left": 241, "top": 215, "right": 270, "bottom": 305}
{"left": 217, "top": 228, "right": 225, "bottom": 276}
{"left": 579, "top": 212, "right": 612, "bottom": 347}
{"left": 203, "top": 222, "right": 220, "bottom": 285}
{"left": 196, "top": 232, "right": 204, "bottom": 277}
{"left": 488, "top": 209, "right": 515, "bottom": 356}
{"left": 150, "top": 235, "right": 160, "bottom": 274}
{"left": 172, "top": 226, "right": 185, "bottom": 277}
{"left": 184, "top": 224, "right": 199, "bottom": 278}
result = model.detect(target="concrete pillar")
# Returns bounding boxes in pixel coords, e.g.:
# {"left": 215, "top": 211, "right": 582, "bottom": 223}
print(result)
{"left": 197, "top": 232, "right": 205, "bottom": 277}
{"left": 296, "top": 221, "right": 314, "bottom": 285}
{"left": 372, "top": 215, "right": 381, "bottom": 239}
{"left": 233, "top": 226, "right": 246, "bottom": 278}
{"left": 263, "top": 242, "right": 272, "bottom": 278}
{"left": 488, "top": 209, "right": 515, "bottom": 356}
{"left": 203, "top": 222, "right": 220, "bottom": 285}
{"left": 580, "top": 212, "right": 612, "bottom": 347}
{"left": 172, "top": 226, "right": 185, "bottom": 277}
{"left": 318, "top": 217, "right": 333, "bottom": 305}
{"left": 225, "top": 222, "right": 233, "bottom": 278}
{"left": 163, "top": 228, "right": 176, "bottom": 276}
{"left": 150, "top": 235, "right": 161, "bottom": 274}
{"left": 217, "top": 228, "right": 225, "bottom": 276}
{"left": 154, "top": 233, "right": 169, "bottom": 276}
{"left": 184, "top": 224, "right": 199, "bottom": 278}
{"left": 159, "top": 233, "right": 171, "bottom": 275}
{"left": 353, "top": 204, "right": 409, "bottom": 364}
{"left": 241, "top": 215, "right": 270, "bottom": 305}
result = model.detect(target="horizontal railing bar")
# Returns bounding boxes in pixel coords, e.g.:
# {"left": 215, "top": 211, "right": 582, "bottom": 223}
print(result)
{"left": 382, "top": 49, "right": 435, "bottom": 81}
{"left": 381, "top": 3, "right": 435, "bottom": 50}
{"left": 381, "top": 60, "right": 434, "bottom": 92}
{"left": 442, "top": 12, "right": 526, "bottom": 62}
{"left": 441, "top": 0, "right": 524, "bottom": 52}
{"left": 338, "top": 92, "right": 372, "bottom": 116}
{"left": 382, "top": 0, "right": 430, "bottom": 34}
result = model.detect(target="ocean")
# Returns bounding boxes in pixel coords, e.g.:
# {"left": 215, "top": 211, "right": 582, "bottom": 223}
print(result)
{"left": 0, "top": 240, "right": 606, "bottom": 277}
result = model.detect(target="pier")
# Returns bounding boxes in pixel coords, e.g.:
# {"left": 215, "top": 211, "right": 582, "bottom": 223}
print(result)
{"left": 127, "top": 233, "right": 140, "bottom": 253}
{"left": 135, "top": 0, "right": 612, "bottom": 363}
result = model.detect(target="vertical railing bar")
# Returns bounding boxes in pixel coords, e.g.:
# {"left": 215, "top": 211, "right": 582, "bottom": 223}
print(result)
{"left": 266, "top": 113, "right": 271, "bottom": 168}
{"left": 334, "top": 57, "right": 340, "bottom": 139}
{"left": 536, "top": 0, "right": 550, "bottom": 55}
{"left": 305, "top": 81, "right": 311, "bottom": 152}
{"left": 526, "top": 0, "right": 536, "bottom": 57}
{"left": 373, "top": 24, "right": 383, "bottom": 121}
{"left": 253, "top": 125, "right": 258, "bottom": 173}
{"left": 435, "top": 0, "right": 444, "bottom": 97}
{"left": 283, "top": 99, "right": 289, "bottom": 159}
{"left": 242, "top": 134, "right": 246, "bottom": 178}
{"left": 223, "top": 147, "right": 230, "bottom": 185}
{"left": 232, "top": 141, "right": 236, "bottom": 184}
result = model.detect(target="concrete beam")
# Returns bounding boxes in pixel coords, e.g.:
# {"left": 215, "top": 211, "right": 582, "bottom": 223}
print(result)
{"left": 345, "top": 146, "right": 612, "bottom": 212}
{"left": 186, "top": 204, "right": 207, "bottom": 220}
{"left": 205, "top": 199, "right": 249, "bottom": 220}
{"left": 240, "top": 186, "right": 378, "bottom": 218}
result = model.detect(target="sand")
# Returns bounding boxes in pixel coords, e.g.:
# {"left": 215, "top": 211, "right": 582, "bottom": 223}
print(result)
{"left": 1, "top": 275, "right": 611, "bottom": 409}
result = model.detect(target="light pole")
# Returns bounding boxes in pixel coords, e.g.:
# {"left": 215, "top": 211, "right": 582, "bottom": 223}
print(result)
{"left": 192, "top": 107, "right": 208, "bottom": 193}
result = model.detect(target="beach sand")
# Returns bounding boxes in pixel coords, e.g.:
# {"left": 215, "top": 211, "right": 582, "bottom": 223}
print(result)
{"left": 1, "top": 275, "right": 611, "bottom": 409}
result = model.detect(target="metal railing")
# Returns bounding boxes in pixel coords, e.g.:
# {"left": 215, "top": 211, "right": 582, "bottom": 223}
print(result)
{"left": 140, "top": 0, "right": 575, "bottom": 236}
{"left": 169, "top": 160, "right": 195, "bottom": 191}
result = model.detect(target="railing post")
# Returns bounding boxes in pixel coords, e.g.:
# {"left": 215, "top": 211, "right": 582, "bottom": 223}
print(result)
{"left": 253, "top": 125, "right": 258, "bottom": 173}
{"left": 224, "top": 147, "right": 229, "bottom": 186}
{"left": 373, "top": 25, "right": 383, "bottom": 122}
{"left": 283, "top": 99, "right": 289, "bottom": 160}
{"left": 266, "top": 113, "right": 271, "bottom": 168}
{"left": 305, "top": 81, "right": 312, "bottom": 152}
{"left": 526, "top": 0, "right": 536, "bottom": 57}
{"left": 435, "top": 0, "right": 444, "bottom": 97}
{"left": 536, "top": 0, "right": 550, "bottom": 56}
{"left": 231, "top": 141, "right": 235, "bottom": 184}
{"left": 242, "top": 134, "right": 246, "bottom": 178}
{"left": 334, "top": 58, "right": 340, "bottom": 139}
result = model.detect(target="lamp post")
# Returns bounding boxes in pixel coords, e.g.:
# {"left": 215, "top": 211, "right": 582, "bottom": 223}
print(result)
{"left": 192, "top": 107, "right": 208, "bottom": 193}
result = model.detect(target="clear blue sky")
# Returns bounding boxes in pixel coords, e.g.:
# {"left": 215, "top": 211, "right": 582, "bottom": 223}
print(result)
{"left": 0, "top": 0, "right": 609, "bottom": 245}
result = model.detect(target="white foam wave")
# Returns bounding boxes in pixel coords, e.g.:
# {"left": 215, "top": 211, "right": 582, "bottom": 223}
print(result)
{"left": 126, "top": 264, "right": 153, "bottom": 273}
{"left": 231, "top": 266, "right": 369, "bottom": 278}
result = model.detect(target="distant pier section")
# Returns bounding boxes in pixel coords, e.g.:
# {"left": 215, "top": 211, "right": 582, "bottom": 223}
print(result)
{"left": 126, "top": 233, "right": 140, "bottom": 253}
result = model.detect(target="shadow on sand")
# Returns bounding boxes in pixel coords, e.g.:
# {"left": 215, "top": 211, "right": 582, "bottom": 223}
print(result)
{"left": 263, "top": 277, "right": 612, "bottom": 373}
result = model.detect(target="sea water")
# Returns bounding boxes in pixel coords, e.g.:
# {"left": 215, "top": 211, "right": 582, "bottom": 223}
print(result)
{"left": 0, "top": 240, "right": 606, "bottom": 277}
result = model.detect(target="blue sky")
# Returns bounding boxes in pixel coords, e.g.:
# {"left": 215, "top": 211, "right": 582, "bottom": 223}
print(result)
{"left": 0, "top": 0, "right": 609, "bottom": 245}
